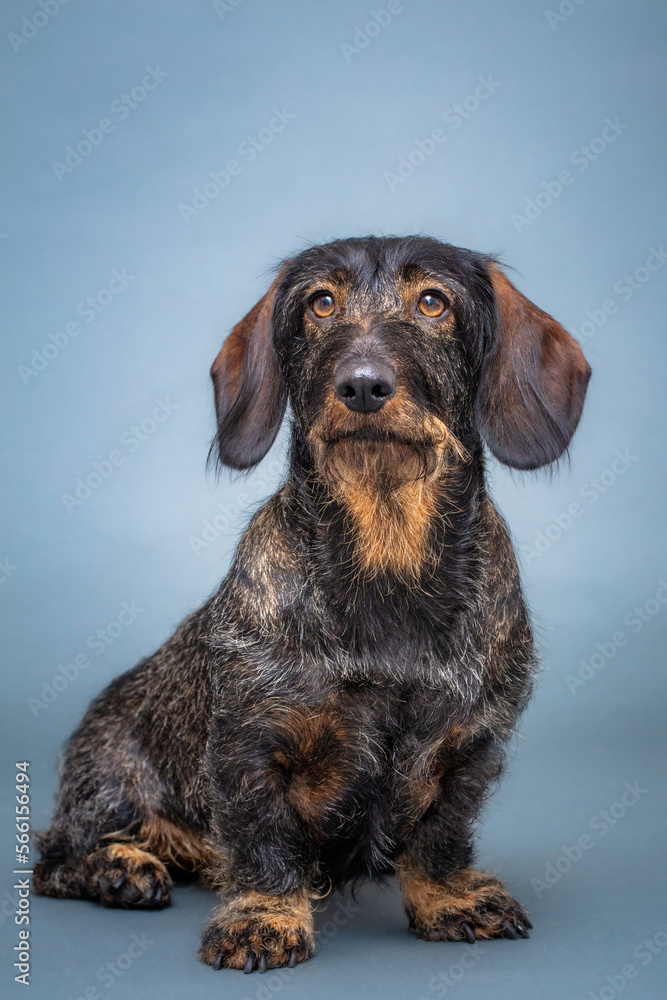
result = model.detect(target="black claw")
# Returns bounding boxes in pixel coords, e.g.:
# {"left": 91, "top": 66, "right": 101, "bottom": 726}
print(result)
{"left": 244, "top": 955, "right": 255, "bottom": 975}
{"left": 288, "top": 949, "right": 297, "bottom": 968}
{"left": 516, "top": 923, "right": 530, "bottom": 939}
{"left": 523, "top": 917, "right": 533, "bottom": 929}
{"left": 258, "top": 953, "right": 268, "bottom": 974}
{"left": 212, "top": 955, "right": 224, "bottom": 971}
{"left": 501, "top": 921, "right": 518, "bottom": 940}
{"left": 460, "top": 921, "right": 475, "bottom": 944}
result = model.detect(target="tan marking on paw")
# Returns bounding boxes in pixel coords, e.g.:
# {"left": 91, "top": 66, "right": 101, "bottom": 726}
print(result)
{"left": 397, "top": 862, "right": 530, "bottom": 941}
{"left": 199, "top": 890, "right": 315, "bottom": 970}
{"left": 91, "top": 843, "right": 172, "bottom": 908}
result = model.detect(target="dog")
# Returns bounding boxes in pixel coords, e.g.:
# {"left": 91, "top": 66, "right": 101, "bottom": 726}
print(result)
{"left": 35, "top": 236, "right": 591, "bottom": 973}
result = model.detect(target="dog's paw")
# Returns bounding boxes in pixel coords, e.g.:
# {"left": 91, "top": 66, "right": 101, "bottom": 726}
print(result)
{"left": 199, "top": 891, "right": 315, "bottom": 972}
{"left": 401, "top": 866, "right": 532, "bottom": 942}
{"left": 91, "top": 843, "right": 173, "bottom": 909}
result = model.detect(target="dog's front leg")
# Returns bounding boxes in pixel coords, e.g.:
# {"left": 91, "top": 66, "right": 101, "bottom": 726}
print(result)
{"left": 397, "top": 738, "right": 532, "bottom": 943}
{"left": 199, "top": 707, "right": 317, "bottom": 972}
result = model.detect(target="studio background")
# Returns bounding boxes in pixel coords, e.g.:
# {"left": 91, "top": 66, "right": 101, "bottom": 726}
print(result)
{"left": 1, "top": 1, "right": 666, "bottom": 997}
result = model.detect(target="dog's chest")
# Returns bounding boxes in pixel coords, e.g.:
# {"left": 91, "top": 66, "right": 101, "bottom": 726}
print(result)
{"left": 297, "top": 568, "right": 488, "bottom": 701}
{"left": 273, "top": 686, "right": 460, "bottom": 863}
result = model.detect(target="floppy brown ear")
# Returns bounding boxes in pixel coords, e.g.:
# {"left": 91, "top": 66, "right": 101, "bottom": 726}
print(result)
{"left": 209, "top": 272, "right": 287, "bottom": 471}
{"left": 475, "top": 263, "right": 591, "bottom": 470}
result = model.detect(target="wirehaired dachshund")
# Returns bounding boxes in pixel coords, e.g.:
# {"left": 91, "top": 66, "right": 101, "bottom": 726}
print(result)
{"left": 35, "top": 236, "right": 591, "bottom": 972}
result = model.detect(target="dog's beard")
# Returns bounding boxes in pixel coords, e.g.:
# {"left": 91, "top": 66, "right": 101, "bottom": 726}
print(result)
{"left": 309, "top": 407, "right": 468, "bottom": 491}
{"left": 308, "top": 426, "right": 467, "bottom": 583}
{"left": 315, "top": 437, "right": 439, "bottom": 493}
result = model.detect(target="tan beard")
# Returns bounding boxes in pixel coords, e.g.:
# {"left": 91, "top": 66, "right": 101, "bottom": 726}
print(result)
{"left": 308, "top": 416, "right": 468, "bottom": 583}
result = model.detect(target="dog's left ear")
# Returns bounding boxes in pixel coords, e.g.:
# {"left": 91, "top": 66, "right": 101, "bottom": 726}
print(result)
{"left": 475, "top": 263, "right": 591, "bottom": 470}
{"left": 209, "top": 271, "right": 288, "bottom": 471}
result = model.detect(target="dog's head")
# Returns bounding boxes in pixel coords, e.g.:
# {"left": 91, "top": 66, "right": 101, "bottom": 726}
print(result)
{"left": 209, "top": 236, "right": 591, "bottom": 484}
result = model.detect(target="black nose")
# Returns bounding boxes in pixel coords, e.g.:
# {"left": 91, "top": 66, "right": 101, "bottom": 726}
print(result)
{"left": 334, "top": 358, "right": 396, "bottom": 413}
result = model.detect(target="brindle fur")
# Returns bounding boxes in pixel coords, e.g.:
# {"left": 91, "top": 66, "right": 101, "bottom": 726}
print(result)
{"left": 35, "top": 237, "right": 590, "bottom": 971}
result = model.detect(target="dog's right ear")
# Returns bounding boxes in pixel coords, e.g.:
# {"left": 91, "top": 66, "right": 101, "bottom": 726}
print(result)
{"left": 209, "top": 271, "right": 288, "bottom": 471}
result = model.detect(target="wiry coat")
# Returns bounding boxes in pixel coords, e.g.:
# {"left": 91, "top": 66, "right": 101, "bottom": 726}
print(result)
{"left": 35, "top": 237, "right": 590, "bottom": 972}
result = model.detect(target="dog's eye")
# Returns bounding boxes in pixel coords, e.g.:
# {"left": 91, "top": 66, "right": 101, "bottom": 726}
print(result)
{"left": 418, "top": 292, "right": 448, "bottom": 317}
{"left": 310, "top": 293, "right": 335, "bottom": 318}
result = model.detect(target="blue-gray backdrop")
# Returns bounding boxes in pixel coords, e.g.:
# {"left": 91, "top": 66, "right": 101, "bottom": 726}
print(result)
{"left": 2, "top": 1, "right": 666, "bottom": 997}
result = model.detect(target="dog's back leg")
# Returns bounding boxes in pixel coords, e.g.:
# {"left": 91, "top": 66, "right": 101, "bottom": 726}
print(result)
{"left": 35, "top": 789, "right": 213, "bottom": 907}
{"left": 35, "top": 610, "right": 213, "bottom": 908}
{"left": 34, "top": 840, "right": 174, "bottom": 909}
